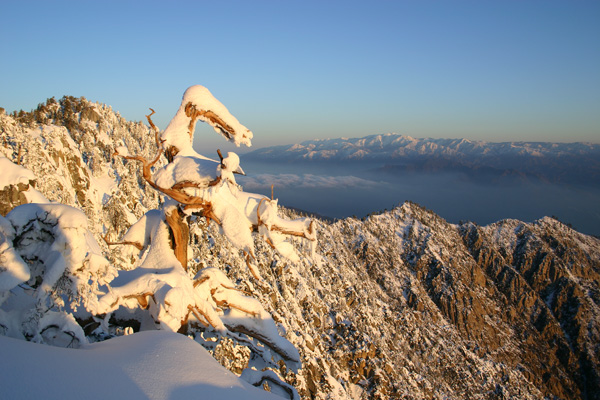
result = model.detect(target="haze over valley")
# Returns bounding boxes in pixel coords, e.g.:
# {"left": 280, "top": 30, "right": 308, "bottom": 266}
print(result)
{"left": 239, "top": 134, "right": 600, "bottom": 236}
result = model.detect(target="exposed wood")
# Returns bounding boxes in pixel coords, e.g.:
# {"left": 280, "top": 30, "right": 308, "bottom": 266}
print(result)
{"left": 271, "top": 224, "right": 313, "bottom": 239}
{"left": 248, "top": 375, "right": 297, "bottom": 400}
{"left": 254, "top": 198, "right": 315, "bottom": 241}
{"left": 124, "top": 293, "right": 153, "bottom": 309}
{"left": 183, "top": 202, "right": 221, "bottom": 225}
{"left": 200, "top": 110, "right": 234, "bottom": 139}
{"left": 187, "top": 306, "right": 209, "bottom": 328}
{"left": 265, "top": 237, "right": 276, "bottom": 249}
{"left": 185, "top": 102, "right": 235, "bottom": 141}
{"left": 244, "top": 251, "right": 261, "bottom": 281}
{"left": 184, "top": 102, "right": 197, "bottom": 140}
{"left": 188, "top": 305, "right": 221, "bottom": 330}
{"left": 102, "top": 232, "right": 143, "bottom": 251}
{"left": 251, "top": 221, "right": 316, "bottom": 241}
{"left": 226, "top": 323, "right": 299, "bottom": 362}
{"left": 216, "top": 148, "right": 243, "bottom": 175}
{"left": 256, "top": 197, "right": 268, "bottom": 226}
{"left": 145, "top": 108, "right": 159, "bottom": 133}
{"left": 214, "top": 299, "right": 259, "bottom": 317}
{"left": 217, "top": 148, "right": 225, "bottom": 168}
{"left": 114, "top": 106, "right": 316, "bottom": 290}
{"left": 118, "top": 292, "right": 153, "bottom": 309}
{"left": 165, "top": 206, "right": 189, "bottom": 271}
{"left": 193, "top": 275, "right": 210, "bottom": 288}
{"left": 219, "top": 283, "right": 253, "bottom": 297}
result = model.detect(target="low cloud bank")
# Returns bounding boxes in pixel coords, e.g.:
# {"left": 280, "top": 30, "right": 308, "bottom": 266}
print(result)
{"left": 239, "top": 173, "right": 383, "bottom": 190}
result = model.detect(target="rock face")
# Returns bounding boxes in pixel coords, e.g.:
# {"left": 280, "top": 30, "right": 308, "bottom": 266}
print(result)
{"left": 460, "top": 217, "right": 600, "bottom": 399}
{"left": 0, "top": 182, "right": 32, "bottom": 216}
{"left": 0, "top": 96, "right": 162, "bottom": 238}
{"left": 187, "top": 201, "right": 600, "bottom": 399}
{"left": 1, "top": 98, "right": 599, "bottom": 399}
{"left": 288, "top": 204, "right": 599, "bottom": 399}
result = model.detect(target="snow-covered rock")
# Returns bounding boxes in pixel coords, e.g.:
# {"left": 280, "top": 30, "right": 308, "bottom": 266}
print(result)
{"left": 1, "top": 96, "right": 599, "bottom": 400}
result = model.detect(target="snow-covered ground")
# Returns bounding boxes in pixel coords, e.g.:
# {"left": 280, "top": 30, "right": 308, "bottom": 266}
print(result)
{"left": 0, "top": 330, "right": 278, "bottom": 400}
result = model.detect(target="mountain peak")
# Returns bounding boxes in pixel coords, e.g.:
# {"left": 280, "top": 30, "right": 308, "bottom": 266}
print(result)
{"left": 2, "top": 97, "right": 599, "bottom": 400}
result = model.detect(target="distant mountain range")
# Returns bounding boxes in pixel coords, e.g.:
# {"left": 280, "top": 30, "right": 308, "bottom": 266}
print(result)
{"left": 2, "top": 99, "right": 600, "bottom": 399}
{"left": 245, "top": 134, "right": 600, "bottom": 185}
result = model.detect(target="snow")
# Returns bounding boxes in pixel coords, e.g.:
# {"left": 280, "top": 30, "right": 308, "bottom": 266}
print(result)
{"left": 98, "top": 207, "right": 300, "bottom": 363}
{"left": 1, "top": 88, "right": 310, "bottom": 399}
{"left": 7, "top": 203, "right": 89, "bottom": 233}
{"left": 161, "top": 85, "right": 253, "bottom": 155}
{"left": 0, "top": 330, "right": 279, "bottom": 400}
{"left": 198, "top": 268, "right": 301, "bottom": 363}
{"left": 246, "top": 133, "right": 600, "bottom": 165}
{"left": 22, "top": 186, "right": 49, "bottom": 203}
{"left": 154, "top": 155, "right": 220, "bottom": 188}
{"left": 0, "top": 216, "right": 30, "bottom": 292}
{"left": 218, "top": 151, "right": 244, "bottom": 185}
{"left": 0, "top": 156, "right": 35, "bottom": 189}
{"left": 114, "top": 145, "right": 129, "bottom": 156}
{"left": 2, "top": 203, "right": 115, "bottom": 335}
{"left": 121, "top": 209, "right": 165, "bottom": 249}
{"left": 0, "top": 155, "right": 48, "bottom": 203}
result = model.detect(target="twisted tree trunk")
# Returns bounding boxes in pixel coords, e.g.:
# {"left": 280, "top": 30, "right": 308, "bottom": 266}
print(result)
{"left": 165, "top": 206, "right": 189, "bottom": 271}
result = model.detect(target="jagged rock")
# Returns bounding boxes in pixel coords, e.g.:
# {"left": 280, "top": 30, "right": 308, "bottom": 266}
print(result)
{"left": 2, "top": 100, "right": 599, "bottom": 399}
{"left": 0, "top": 182, "right": 31, "bottom": 216}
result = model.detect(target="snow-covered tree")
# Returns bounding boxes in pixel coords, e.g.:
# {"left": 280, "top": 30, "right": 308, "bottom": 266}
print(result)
{"left": 98, "top": 85, "right": 316, "bottom": 397}
{"left": 1, "top": 87, "right": 315, "bottom": 397}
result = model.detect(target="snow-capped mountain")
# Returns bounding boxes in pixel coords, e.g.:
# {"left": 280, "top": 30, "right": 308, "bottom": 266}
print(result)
{"left": 1, "top": 99, "right": 599, "bottom": 399}
{"left": 245, "top": 133, "right": 600, "bottom": 185}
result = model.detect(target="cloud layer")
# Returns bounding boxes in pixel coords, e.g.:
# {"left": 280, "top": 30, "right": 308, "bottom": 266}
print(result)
{"left": 238, "top": 173, "right": 382, "bottom": 190}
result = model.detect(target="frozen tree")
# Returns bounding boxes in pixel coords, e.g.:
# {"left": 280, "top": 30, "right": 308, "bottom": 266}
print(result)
{"left": 99, "top": 85, "right": 316, "bottom": 396}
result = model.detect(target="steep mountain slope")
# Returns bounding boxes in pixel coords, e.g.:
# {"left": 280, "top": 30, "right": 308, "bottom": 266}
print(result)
{"left": 185, "top": 202, "right": 600, "bottom": 399}
{"left": 2, "top": 102, "right": 599, "bottom": 399}
{"left": 244, "top": 133, "right": 600, "bottom": 185}
{"left": 1, "top": 97, "right": 163, "bottom": 239}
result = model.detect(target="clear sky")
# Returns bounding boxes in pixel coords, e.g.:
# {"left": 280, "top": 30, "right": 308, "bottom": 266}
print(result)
{"left": 1, "top": 0, "right": 599, "bottom": 153}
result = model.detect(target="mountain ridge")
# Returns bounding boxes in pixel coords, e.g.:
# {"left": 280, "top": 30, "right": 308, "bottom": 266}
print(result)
{"left": 244, "top": 133, "right": 600, "bottom": 186}
{"left": 247, "top": 133, "right": 600, "bottom": 160}
{"left": 1, "top": 98, "right": 600, "bottom": 399}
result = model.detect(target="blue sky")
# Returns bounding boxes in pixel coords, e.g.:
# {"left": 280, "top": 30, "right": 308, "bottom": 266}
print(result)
{"left": 1, "top": 0, "right": 599, "bottom": 153}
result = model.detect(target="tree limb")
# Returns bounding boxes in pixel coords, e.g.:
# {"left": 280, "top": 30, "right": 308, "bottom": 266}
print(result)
{"left": 102, "top": 232, "right": 143, "bottom": 251}
{"left": 164, "top": 206, "right": 189, "bottom": 271}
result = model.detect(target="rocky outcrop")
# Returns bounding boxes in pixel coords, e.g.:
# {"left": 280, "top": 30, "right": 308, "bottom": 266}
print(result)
{"left": 2, "top": 98, "right": 599, "bottom": 399}
{"left": 0, "top": 182, "right": 33, "bottom": 216}
{"left": 460, "top": 217, "right": 600, "bottom": 399}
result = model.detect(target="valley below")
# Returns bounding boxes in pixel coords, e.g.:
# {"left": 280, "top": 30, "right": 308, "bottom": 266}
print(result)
{"left": 238, "top": 157, "right": 600, "bottom": 237}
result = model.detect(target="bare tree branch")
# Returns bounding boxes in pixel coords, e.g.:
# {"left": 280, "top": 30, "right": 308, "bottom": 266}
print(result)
{"left": 102, "top": 232, "right": 143, "bottom": 251}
